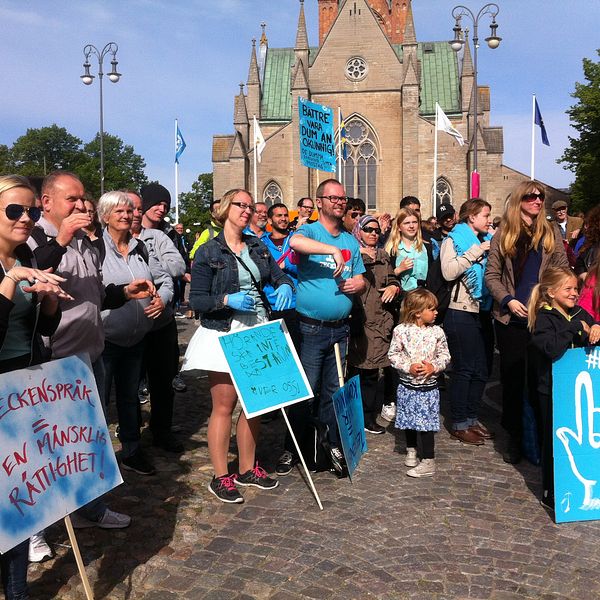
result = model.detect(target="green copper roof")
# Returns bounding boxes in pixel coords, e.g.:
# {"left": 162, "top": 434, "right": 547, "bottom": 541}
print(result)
{"left": 260, "top": 42, "right": 460, "bottom": 122}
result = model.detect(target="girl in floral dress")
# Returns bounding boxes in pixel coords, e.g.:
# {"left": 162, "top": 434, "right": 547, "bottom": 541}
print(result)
{"left": 388, "top": 289, "right": 451, "bottom": 477}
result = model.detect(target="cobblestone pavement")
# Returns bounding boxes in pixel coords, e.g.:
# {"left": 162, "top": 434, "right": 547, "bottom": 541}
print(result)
{"left": 24, "top": 319, "right": 600, "bottom": 599}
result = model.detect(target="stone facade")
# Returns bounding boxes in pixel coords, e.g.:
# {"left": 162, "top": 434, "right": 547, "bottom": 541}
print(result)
{"left": 212, "top": 0, "right": 568, "bottom": 218}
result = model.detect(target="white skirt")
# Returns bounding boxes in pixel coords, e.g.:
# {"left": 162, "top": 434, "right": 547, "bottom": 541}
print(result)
{"left": 181, "top": 313, "right": 268, "bottom": 373}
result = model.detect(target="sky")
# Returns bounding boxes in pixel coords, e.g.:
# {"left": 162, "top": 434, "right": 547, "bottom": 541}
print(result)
{"left": 1, "top": 0, "right": 598, "bottom": 199}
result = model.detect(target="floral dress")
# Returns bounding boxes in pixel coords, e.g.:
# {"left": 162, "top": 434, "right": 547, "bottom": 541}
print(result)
{"left": 388, "top": 323, "right": 451, "bottom": 431}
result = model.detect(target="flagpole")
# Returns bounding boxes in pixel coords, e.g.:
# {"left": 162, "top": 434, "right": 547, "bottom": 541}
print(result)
{"left": 337, "top": 107, "right": 342, "bottom": 180}
{"left": 530, "top": 94, "right": 536, "bottom": 181}
{"left": 253, "top": 115, "right": 258, "bottom": 202}
{"left": 175, "top": 118, "right": 179, "bottom": 224}
{"left": 433, "top": 104, "right": 439, "bottom": 218}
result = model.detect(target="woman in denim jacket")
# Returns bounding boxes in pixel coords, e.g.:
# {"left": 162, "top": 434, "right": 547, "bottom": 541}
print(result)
{"left": 183, "top": 189, "right": 293, "bottom": 504}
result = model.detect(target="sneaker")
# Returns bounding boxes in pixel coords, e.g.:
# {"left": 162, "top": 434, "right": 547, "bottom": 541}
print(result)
{"left": 138, "top": 386, "right": 150, "bottom": 404}
{"left": 71, "top": 508, "right": 131, "bottom": 529}
{"left": 276, "top": 450, "right": 297, "bottom": 476}
{"left": 329, "top": 446, "right": 348, "bottom": 477}
{"left": 380, "top": 403, "right": 396, "bottom": 422}
{"left": 172, "top": 374, "right": 187, "bottom": 392}
{"left": 121, "top": 450, "right": 156, "bottom": 475}
{"left": 236, "top": 462, "right": 279, "bottom": 489}
{"left": 364, "top": 422, "right": 386, "bottom": 435}
{"left": 29, "top": 532, "right": 52, "bottom": 562}
{"left": 407, "top": 458, "right": 435, "bottom": 478}
{"left": 208, "top": 474, "right": 244, "bottom": 504}
{"left": 152, "top": 432, "right": 184, "bottom": 453}
{"left": 404, "top": 447, "right": 419, "bottom": 467}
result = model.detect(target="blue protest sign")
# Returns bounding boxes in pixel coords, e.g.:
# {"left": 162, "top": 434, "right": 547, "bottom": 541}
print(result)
{"left": 553, "top": 347, "right": 600, "bottom": 523}
{"left": 298, "top": 97, "right": 336, "bottom": 173}
{"left": 0, "top": 354, "right": 122, "bottom": 553}
{"left": 219, "top": 319, "right": 312, "bottom": 418}
{"left": 332, "top": 375, "right": 367, "bottom": 479}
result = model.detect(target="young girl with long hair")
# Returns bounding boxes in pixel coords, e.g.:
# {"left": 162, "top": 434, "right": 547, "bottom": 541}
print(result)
{"left": 528, "top": 268, "right": 600, "bottom": 510}
{"left": 388, "top": 289, "right": 450, "bottom": 478}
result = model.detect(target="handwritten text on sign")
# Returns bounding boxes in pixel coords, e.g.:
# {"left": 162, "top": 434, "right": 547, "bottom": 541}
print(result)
{"left": 298, "top": 97, "right": 336, "bottom": 173}
{"left": 219, "top": 320, "right": 312, "bottom": 418}
{"left": 0, "top": 354, "right": 122, "bottom": 553}
{"left": 553, "top": 347, "right": 600, "bottom": 523}
{"left": 333, "top": 375, "right": 367, "bottom": 479}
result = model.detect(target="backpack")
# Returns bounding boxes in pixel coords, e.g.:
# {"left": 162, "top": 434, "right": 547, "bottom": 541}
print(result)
{"left": 425, "top": 256, "right": 462, "bottom": 325}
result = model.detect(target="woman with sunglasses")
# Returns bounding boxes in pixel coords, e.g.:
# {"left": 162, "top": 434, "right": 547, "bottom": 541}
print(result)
{"left": 0, "top": 175, "right": 70, "bottom": 600}
{"left": 348, "top": 215, "right": 400, "bottom": 434}
{"left": 485, "top": 181, "right": 568, "bottom": 464}
{"left": 182, "top": 189, "right": 293, "bottom": 504}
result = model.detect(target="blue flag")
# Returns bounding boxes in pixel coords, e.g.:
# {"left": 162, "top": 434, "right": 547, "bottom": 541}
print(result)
{"left": 534, "top": 99, "right": 550, "bottom": 146}
{"left": 340, "top": 112, "right": 348, "bottom": 161}
{"left": 175, "top": 124, "right": 186, "bottom": 163}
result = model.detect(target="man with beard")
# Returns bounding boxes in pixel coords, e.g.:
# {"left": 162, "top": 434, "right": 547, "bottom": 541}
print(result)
{"left": 243, "top": 201, "right": 268, "bottom": 237}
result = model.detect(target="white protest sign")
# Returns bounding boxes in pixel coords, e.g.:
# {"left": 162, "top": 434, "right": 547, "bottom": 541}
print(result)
{"left": 0, "top": 354, "right": 122, "bottom": 553}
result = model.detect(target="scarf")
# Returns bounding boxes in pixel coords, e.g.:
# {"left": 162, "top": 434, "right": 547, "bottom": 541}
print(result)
{"left": 352, "top": 215, "right": 379, "bottom": 248}
{"left": 447, "top": 222, "right": 492, "bottom": 310}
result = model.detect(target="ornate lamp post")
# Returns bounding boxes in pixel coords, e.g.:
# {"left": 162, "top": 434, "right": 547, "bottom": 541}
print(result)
{"left": 80, "top": 43, "right": 121, "bottom": 195}
{"left": 449, "top": 4, "right": 501, "bottom": 197}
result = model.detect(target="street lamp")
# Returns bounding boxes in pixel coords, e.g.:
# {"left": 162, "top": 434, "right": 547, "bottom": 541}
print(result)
{"left": 80, "top": 42, "right": 121, "bottom": 195}
{"left": 449, "top": 4, "right": 500, "bottom": 197}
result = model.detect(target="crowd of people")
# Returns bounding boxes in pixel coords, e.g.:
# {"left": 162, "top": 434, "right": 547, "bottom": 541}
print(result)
{"left": 1, "top": 170, "right": 599, "bottom": 599}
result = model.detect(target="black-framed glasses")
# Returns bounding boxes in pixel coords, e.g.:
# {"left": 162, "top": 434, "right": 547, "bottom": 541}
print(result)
{"left": 231, "top": 201, "right": 255, "bottom": 213}
{"left": 299, "top": 204, "right": 314, "bottom": 210}
{"left": 318, "top": 195, "right": 348, "bottom": 205}
{"left": 0, "top": 204, "right": 41, "bottom": 222}
{"left": 522, "top": 192, "right": 545, "bottom": 202}
{"left": 362, "top": 226, "right": 381, "bottom": 234}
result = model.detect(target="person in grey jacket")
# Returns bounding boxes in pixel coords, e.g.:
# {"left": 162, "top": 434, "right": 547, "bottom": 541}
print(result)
{"left": 98, "top": 190, "right": 171, "bottom": 476}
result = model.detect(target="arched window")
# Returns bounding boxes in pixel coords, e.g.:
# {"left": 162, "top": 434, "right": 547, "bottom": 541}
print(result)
{"left": 262, "top": 181, "right": 282, "bottom": 206}
{"left": 434, "top": 177, "right": 453, "bottom": 214}
{"left": 338, "top": 116, "right": 379, "bottom": 211}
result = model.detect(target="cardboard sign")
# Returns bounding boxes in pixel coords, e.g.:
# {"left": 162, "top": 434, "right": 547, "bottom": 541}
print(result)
{"left": 219, "top": 319, "right": 312, "bottom": 418}
{"left": 553, "top": 347, "right": 600, "bottom": 523}
{"left": 332, "top": 375, "right": 367, "bottom": 478}
{"left": 0, "top": 354, "right": 122, "bottom": 552}
{"left": 298, "top": 97, "right": 336, "bottom": 173}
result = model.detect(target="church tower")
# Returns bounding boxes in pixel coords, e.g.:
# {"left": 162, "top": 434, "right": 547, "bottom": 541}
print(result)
{"left": 318, "top": 0, "right": 410, "bottom": 45}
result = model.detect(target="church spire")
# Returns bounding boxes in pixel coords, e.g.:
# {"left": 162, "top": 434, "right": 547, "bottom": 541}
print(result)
{"left": 247, "top": 38, "right": 260, "bottom": 86}
{"left": 246, "top": 39, "right": 261, "bottom": 120}
{"left": 294, "top": 0, "right": 310, "bottom": 87}
{"left": 462, "top": 35, "right": 473, "bottom": 77}
{"left": 403, "top": 0, "right": 416, "bottom": 45}
{"left": 295, "top": 0, "right": 309, "bottom": 50}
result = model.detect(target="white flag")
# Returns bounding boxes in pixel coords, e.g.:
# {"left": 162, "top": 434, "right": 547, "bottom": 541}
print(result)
{"left": 253, "top": 116, "right": 266, "bottom": 162}
{"left": 436, "top": 102, "right": 464, "bottom": 146}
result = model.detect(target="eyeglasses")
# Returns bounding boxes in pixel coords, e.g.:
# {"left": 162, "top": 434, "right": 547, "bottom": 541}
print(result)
{"left": 318, "top": 195, "right": 348, "bottom": 205}
{"left": 0, "top": 204, "right": 41, "bottom": 222}
{"left": 362, "top": 226, "right": 381, "bottom": 234}
{"left": 300, "top": 204, "right": 314, "bottom": 210}
{"left": 350, "top": 211, "right": 365, "bottom": 219}
{"left": 522, "top": 193, "right": 545, "bottom": 202}
{"left": 231, "top": 201, "right": 255, "bottom": 213}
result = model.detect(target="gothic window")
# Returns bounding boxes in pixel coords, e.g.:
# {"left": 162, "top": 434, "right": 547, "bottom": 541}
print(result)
{"left": 339, "top": 116, "right": 379, "bottom": 211}
{"left": 263, "top": 181, "right": 282, "bottom": 206}
{"left": 345, "top": 57, "right": 368, "bottom": 81}
{"left": 434, "top": 177, "right": 453, "bottom": 214}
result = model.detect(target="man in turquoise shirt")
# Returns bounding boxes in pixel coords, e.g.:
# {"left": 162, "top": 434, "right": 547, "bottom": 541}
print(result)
{"left": 277, "top": 179, "right": 365, "bottom": 477}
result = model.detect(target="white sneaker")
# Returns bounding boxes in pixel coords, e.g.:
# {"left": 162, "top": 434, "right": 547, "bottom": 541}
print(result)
{"left": 71, "top": 508, "right": 131, "bottom": 529}
{"left": 380, "top": 403, "right": 396, "bottom": 422}
{"left": 29, "top": 532, "right": 52, "bottom": 562}
{"left": 404, "top": 447, "right": 419, "bottom": 467}
{"left": 407, "top": 458, "right": 435, "bottom": 478}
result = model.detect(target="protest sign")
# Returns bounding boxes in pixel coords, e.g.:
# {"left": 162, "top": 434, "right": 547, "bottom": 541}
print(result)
{"left": 332, "top": 375, "right": 367, "bottom": 479}
{"left": 0, "top": 354, "right": 122, "bottom": 553}
{"left": 553, "top": 346, "right": 600, "bottom": 523}
{"left": 298, "top": 97, "right": 336, "bottom": 173}
{"left": 219, "top": 319, "right": 312, "bottom": 418}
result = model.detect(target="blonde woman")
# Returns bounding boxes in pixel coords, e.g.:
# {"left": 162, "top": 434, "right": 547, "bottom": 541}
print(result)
{"left": 484, "top": 181, "right": 568, "bottom": 464}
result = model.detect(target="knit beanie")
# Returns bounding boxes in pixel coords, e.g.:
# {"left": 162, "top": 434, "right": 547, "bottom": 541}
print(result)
{"left": 140, "top": 183, "right": 171, "bottom": 214}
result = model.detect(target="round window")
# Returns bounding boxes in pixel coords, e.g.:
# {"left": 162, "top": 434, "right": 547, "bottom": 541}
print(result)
{"left": 345, "top": 56, "right": 368, "bottom": 81}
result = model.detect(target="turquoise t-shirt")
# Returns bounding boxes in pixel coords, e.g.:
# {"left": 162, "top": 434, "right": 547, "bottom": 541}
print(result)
{"left": 295, "top": 221, "right": 365, "bottom": 321}
{"left": 236, "top": 246, "right": 268, "bottom": 319}
{"left": 0, "top": 263, "right": 33, "bottom": 360}
{"left": 395, "top": 241, "right": 428, "bottom": 291}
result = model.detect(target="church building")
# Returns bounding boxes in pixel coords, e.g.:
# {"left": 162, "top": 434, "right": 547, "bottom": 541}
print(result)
{"left": 212, "top": 0, "right": 566, "bottom": 217}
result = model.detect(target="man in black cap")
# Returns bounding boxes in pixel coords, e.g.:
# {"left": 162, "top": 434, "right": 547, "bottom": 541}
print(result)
{"left": 430, "top": 202, "right": 456, "bottom": 258}
{"left": 551, "top": 199, "right": 582, "bottom": 241}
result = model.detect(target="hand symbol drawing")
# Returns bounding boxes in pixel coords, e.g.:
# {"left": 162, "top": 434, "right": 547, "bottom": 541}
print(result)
{"left": 555, "top": 371, "right": 600, "bottom": 510}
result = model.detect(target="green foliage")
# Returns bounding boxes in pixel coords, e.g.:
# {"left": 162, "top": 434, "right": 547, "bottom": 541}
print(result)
{"left": 560, "top": 49, "right": 600, "bottom": 213}
{"left": 0, "top": 145, "right": 11, "bottom": 174}
{"left": 179, "top": 172, "right": 213, "bottom": 230}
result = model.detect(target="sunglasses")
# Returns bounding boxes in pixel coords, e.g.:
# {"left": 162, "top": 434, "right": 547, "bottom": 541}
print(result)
{"left": 350, "top": 211, "right": 365, "bottom": 219}
{"left": 0, "top": 204, "right": 41, "bottom": 222}
{"left": 231, "top": 201, "right": 255, "bottom": 213}
{"left": 362, "top": 226, "right": 381, "bottom": 234}
{"left": 522, "top": 193, "right": 545, "bottom": 202}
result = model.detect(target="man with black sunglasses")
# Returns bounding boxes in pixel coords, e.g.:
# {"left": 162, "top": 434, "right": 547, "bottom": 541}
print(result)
{"left": 342, "top": 197, "right": 365, "bottom": 233}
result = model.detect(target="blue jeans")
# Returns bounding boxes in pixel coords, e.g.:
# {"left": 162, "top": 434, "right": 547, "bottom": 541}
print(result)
{"left": 102, "top": 339, "right": 146, "bottom": 458}
{"left": 444, "top": 309, "right": 489, "bottom": 430}
{"left": 287, "top": 320, "right": 349, "bottom": 448}
{"left": 1, "top": 539, "right": 29, "bottom": 600}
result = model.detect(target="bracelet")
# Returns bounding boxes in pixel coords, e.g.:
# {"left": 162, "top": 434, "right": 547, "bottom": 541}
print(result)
{"left": 5, "top": 273, "right": 19, "bottom": 284}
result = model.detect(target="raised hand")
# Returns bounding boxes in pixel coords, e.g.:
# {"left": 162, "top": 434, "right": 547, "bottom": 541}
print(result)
{"left": 126, "top": 279, "right": 156, "bottom": 299}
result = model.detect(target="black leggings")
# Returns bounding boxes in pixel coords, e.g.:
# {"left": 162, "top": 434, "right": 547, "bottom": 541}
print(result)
{"left": 405, "top": 429, "right": 435, "bottom": 459}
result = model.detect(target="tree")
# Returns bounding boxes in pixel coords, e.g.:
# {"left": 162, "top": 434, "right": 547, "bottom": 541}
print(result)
{"left": 560, "top": 49, "right": 600, "bottom": 213}
{"left": 0, "top": 145, "right": 11, "bottom": 174}
{"left": 78, "top": 133, "right": 148, "bottom": 198}
{"left": 9, "top": 125, "right": 83, "bottom": 176}
{"left": 178, "top": 172, "right": 213, "bottom": 229}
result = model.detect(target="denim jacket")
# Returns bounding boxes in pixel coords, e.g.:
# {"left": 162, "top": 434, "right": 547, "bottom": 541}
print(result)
{"left": 190, "top": 231, "right": 293, "bottom": 331}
